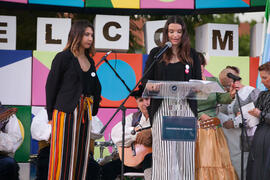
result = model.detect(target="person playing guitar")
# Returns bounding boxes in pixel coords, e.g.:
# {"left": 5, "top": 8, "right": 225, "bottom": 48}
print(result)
{"left": 101, "top": 85, "right": 152, "bottom": 180}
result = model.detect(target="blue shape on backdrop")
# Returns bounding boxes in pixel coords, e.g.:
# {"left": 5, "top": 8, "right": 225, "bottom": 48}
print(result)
{"left": 0, "top": 50, "right": 32, "bottom": 68}
{"left": 30, "top": 113, "right": 39, "bottom": 154}
{"left": 196, "top": 0, "right": 249, "bottom": 8}
{"left": 97, "top": 59, "right": 136, "bottom": 101}
{"left": 28, "top": 0, "right": 84, "bottom": 7}
{"left": 142, "top": 54, "right": 149, "bottom": 73}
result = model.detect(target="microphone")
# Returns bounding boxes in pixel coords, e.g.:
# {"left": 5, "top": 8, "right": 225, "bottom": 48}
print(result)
{"left": 227, "top": 72, "right": 241, "bottom": 81}
{"left": 154, "top": 42, "right": 172, "bottom": 59}
{"left": 96, "top": 50, "right": 112, "bottom": 67}
{"left": 131, "top": 126, "right": 151, "bottom": 135}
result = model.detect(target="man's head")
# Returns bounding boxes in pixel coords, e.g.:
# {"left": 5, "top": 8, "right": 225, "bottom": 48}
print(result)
{"left": 130, "top": 85, "right": 150, "bottom": 116}
{"left": 219, "top": 66, "right": 240, "bottom": 92}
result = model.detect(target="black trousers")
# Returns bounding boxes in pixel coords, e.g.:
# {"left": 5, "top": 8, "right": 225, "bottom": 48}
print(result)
{"left": 101, "top": 153, "right": 152, "bottom": 180}
{"left": 36, "top": 146, "right": 101, "bottom": 180}
{"left": 0, "top": 154, "right": 19, "bottom": 180}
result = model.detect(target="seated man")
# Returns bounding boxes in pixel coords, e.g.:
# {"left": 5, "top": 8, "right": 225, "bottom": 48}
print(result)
{"left": 0, "top": 102, "right": 22, "bottom": 180}
{"left": 102, "top": 85, "right": 152, "bottom": 180}
{"left": 31, "top": 108, "right": 103, "bottom": 180}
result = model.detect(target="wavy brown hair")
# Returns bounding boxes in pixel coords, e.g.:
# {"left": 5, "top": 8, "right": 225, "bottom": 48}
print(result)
{"left": 161, "top": 16, "right": 193, "bottom": 65}
{"left": 64, "top": 20, "right": 95, "bottom": 57}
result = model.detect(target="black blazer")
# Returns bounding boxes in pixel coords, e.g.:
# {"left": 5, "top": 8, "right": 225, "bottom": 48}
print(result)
{"left": 46, "top": 49, "right": 101, "bottom": 120}
{"left": 142, "top": 47, "right": 202, "bottom": 125}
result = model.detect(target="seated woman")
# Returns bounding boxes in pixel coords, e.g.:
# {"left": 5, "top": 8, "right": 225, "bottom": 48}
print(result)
{"left": 246, "top": 62, "right": 270, "bottom": 180}
{"left": 195, "top": 53, "right": 237, "bottom": 180}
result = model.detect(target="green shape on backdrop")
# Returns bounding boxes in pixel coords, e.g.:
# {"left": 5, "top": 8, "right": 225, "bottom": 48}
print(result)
{"left": 85, "top": 0, "right": 113, "bottom": 8}
{"left": 251, "top": 0, "right": 266, "bottom": 6}
{"left": 5, "top": 106, "right": 31, "bottom": 163}
{"left": 33, "top": 51, "right": 58, "bottom": 69}
{"left": 206, "top": 56, "right": 250, "bottom": 86}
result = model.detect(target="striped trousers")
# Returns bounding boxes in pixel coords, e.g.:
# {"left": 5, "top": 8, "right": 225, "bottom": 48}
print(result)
{"left": 48, "top": 96, "right": 93, "bottom": 180}
{"left": 151, "top": 99, "right": 195, "bottom": 180}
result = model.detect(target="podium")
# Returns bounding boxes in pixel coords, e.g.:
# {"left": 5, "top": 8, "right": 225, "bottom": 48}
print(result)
{"left": 142, "top": 79, "right": 225, "bottom": 141}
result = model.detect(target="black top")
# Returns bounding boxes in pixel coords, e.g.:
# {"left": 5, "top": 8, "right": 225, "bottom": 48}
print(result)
{"left": 82, "top": 64, "right": 97, "bottom": 96}
{"left": 46, "top": 49, "right": 101, "bottom": 120}
{"left": 165, "top": 62, "right": 186, "bottom": 81}
{"left": 142, "top": 47, "right": 202, "bottom": 124}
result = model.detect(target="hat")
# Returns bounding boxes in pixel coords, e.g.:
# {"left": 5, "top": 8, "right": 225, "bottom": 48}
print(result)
{"left": 130, "top": 85, "right": 145, "bottom": 99}
{"left": 0, "top": 102, "right": 17, "bottom": 121}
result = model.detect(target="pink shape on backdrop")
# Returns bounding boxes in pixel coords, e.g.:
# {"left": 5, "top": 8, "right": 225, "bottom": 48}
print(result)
{"left": 141, "top": 0, "right": 193, "bottom": 9}
{"left": 204, "top": 69, "right": 213, "bottom": 77}
{"left": 97, "top": 108, "right": 137, "bottom": 142}
{"left": 32, "top": 57, "right": 49, "bottom": 106}
{"left": 1, "top": 0, "right": 27, "bottom": 3}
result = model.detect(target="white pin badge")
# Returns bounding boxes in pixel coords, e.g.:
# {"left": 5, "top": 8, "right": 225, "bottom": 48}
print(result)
{"left": 91, "top": 72, "right": 96, "bottom": 77}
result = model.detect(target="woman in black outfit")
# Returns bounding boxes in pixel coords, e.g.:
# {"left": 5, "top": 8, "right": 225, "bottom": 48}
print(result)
{"left": 143, "top": 16, "right": 201, "bottom": 180}
{"left": 46, "top": 20, "right": 101, "bottom": 180}
{"left": 246, "top": 62, "right": 270, "bottom": 180}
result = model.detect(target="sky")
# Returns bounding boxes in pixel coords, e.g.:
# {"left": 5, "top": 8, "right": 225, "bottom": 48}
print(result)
{"left": 235, "top": 12, "right": 265, "bottom": 23}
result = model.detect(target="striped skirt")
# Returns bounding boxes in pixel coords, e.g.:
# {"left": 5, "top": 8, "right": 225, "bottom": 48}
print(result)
{"left": 48, "top": 96, "right": 93, "bottom": 180}
{"left": 152, "top": 99, "right": 195, "bottom": 180}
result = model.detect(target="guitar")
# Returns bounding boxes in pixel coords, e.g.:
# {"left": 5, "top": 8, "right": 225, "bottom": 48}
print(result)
{"left": 199, "top": 117, "right": 221, "bottom": 129}
{"left": 118, "top": 143, "right": 152, "bottom": 167}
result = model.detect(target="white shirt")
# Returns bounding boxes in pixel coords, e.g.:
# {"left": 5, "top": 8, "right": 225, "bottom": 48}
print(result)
{"left": 111, "top": 112, "right": 150, "bottom": 147}
{"left": 0, "top": 115, "right": 23, "bottom": 154}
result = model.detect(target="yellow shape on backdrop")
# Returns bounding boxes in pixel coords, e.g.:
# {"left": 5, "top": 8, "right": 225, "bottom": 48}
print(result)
{"left": 111, "top": 0, "right": 140, "bottom": 9}
{"left": 206, "top": 56, "right": 250, "bottom": 86}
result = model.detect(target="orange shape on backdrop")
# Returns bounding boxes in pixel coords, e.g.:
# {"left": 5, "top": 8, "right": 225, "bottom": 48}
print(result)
{"left": 93, "top": 52, "right": 143, "bottom": 108}
{"left": 249, "top": 57, "right": 260, "bottom": 88}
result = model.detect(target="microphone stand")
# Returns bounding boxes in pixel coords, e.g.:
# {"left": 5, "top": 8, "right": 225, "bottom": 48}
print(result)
{"left": 96, "top": 55, "right": 131, "bottom": 93}
{"left": 99, "top": 55, "right": 160, "bottom": 180}
{"left": 233, "top": 80, "right": 253, "bottom": 180}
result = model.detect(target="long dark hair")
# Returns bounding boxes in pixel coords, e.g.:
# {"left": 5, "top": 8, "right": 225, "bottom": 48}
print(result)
{"left": 162, "top": 16, "right": 193, "bottom": 65}
{"left": 64, "top": 20, "right": 95, "bottom": 57}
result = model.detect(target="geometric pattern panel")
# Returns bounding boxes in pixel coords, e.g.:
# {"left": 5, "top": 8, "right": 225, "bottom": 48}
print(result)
{"left": 86, "top": 0, "right": 139, "bottom": 8}
{"left": 0, "top": 50, "right": 32, "bottom": 105}
{"left": 251, "top": 0, "right": 266, "bottom": 6}
{"left": 196, "top": 0, "right": 249, "bottom": 8}
{"left": 206, "top": 56, "right": 250, "bottom": 86}
{"left": 30, "top": 106, "right": 46, "bottom": 155}
{"left": 11, "top": 105, "right": 31, "bottom": 163}
{"left": 93, "top": 52, "right": 143, "bottom": 108}
{"left": 141, "top": 0, "right": 194, "bottom": 9}
{"left": 0, "top": 0, "right": 27, "bottom": 3}
{"left": 32, "top": 51, "right": 58, "bottom": 106}
{"left": 28, "top": 0, "right": 84, "bottom": 7}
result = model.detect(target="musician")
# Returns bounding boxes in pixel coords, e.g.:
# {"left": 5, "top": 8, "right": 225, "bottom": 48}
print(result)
{"left": 0, "top": 102, "right": 22, "bottom": 180}
{"left": 102, "top": 85, "right": 152, "bottom": 180}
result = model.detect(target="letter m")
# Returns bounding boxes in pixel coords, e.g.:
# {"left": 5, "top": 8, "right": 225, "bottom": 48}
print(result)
{"left": 212, "top": 30, "right": 233, "bottom": 50}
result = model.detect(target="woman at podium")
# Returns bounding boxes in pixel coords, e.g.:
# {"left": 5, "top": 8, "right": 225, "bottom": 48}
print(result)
{"left": 143, "top": 16, "right": 202, "bottom": 180}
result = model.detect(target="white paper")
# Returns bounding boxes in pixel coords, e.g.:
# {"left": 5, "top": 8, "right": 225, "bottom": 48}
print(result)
{"left": 235, "top": 102, "right": 259, "bottom": 128}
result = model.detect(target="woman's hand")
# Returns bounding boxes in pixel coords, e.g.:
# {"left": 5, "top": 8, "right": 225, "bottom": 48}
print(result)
{"left": 248, "top": 108, "right": 261, "bottom": 118}
{"left": 146, "top": 83, "right": 160, "bottom": 92}
{"left": 223, "top": 120, "right": 234, "bottom": 129}
{"left": 199, "top": 113, "right": 211, "bottom": 121}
